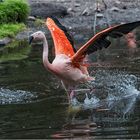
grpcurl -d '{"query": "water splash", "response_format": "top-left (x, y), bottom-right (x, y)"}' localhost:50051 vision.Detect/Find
top-left (71, 70), bottom-right (140, 114)
top-left (0, 88), bottom-right (38, 104)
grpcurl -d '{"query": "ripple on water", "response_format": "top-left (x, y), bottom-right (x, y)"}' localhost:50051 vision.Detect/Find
top-left (0, 88), bottom-right (38, 105)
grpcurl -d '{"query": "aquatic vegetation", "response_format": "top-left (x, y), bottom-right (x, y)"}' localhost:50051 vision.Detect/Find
top-left (0, 47), bottom-right (30, 62)
top-left (0, 40), bottom-right (31, 62)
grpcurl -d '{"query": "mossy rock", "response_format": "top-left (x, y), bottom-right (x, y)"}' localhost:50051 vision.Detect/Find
top-left (0, 23), bottom-right (26, 40)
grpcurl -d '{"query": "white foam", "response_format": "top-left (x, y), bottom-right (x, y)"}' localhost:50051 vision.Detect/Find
top-left (71, 70), bottom-right (140, 114)
top-left (0, 88), bottom-right (38, 104)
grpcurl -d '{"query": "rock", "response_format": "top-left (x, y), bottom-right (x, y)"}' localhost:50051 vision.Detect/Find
top-left (0, 37), bottom-right (11, 47)
top-left (122, 6), bottom-right (127, 10)
top-left (115, 0), bottom-right (121, 4)
top-left (82, 8), bottom-right (90, 16)
top-left (110, 7), bottom-right (120, 12)
top-left (27, 0), bottom-right (140, 38)
top-left (30, 2), bottom-right (68, 18)
top-left (16, 31), bottom-right (29, 40)
top-left (28, 16), bottom-right (36, 21)
top-left (67, 8), bottom-right (75, 13)
top-left (96, 13), bottom-right (104, 18)
top-left (67, 8), bottom-right (72, 12)
top-left (74, 3), bottom-right (80, 7)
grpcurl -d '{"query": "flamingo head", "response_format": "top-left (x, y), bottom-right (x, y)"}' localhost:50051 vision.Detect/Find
top-left (29, 31), bottom-right (45, 44)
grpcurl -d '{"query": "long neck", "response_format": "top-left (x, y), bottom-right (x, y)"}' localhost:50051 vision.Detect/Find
top-left (42, 37), bottom-right (54, 72)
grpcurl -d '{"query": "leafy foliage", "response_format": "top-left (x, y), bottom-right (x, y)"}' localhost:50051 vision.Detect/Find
top-left (0, 0), bottom-right (30, 24)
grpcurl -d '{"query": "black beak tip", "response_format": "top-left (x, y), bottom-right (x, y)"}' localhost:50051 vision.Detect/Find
top-left (29, 36), bottom-right (34, 45)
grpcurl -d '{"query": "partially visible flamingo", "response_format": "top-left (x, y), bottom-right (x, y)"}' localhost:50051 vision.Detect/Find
top-left (125, 32), bottom-right (138, 56)
top-left (29, 17), bottom-right (140, 103)
top-left (125, 32), bottom-right (137, 49)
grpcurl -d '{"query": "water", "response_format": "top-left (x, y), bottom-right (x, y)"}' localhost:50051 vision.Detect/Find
top-left (0, 40), bottom-right (140, 139)
top-left (0, 88), bottom-right (38, 104)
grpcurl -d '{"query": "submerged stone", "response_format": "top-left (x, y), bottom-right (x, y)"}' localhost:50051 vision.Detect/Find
top-left (0, 37), bottom-right (11, 47)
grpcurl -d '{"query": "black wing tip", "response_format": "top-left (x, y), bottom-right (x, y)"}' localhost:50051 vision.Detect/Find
top-left (86, 38), bottom-right (111, 54)
top-left (109, 20), bottom-right (140, 38)
top-left (127, 20), bottom-right (140, 24)
top-left (120, 20), bottom-right (140, 28)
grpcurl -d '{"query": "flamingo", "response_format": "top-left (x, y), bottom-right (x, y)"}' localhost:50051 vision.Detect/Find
top-left (125, 32), bottom-right (137, 49)
top-left (29, 17), bottom-right (140, 103)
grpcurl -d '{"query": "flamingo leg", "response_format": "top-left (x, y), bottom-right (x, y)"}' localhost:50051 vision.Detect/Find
top-left (67, 87), bottom-right (75, 104)
top-left (69, 90), bottom-right (75, 100)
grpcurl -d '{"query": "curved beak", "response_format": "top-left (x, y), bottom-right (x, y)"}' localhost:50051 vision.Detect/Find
top-left (29, 36), bottom-right (34, 45)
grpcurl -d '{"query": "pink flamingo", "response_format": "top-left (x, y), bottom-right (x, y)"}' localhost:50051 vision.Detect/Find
top-left (125, 32), bottom-right (137, 49)
top-left (29, 17), bottom-right (140, 103)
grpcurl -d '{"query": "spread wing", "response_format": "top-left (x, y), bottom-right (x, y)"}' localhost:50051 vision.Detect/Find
top-left (71, 21), bottom-right (140, 64)
top-left (46, 17), bottom-right (76, 58)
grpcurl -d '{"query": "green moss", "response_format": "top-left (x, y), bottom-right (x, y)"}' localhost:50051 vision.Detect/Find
top-left (0, 0), bottom-right (30, 24)
top-left (0, 23), bottom-right (26, 39)
top-left (34, 19), bottom-right (45, 27)
top-left (0, 0), bottom-right (30, 62)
